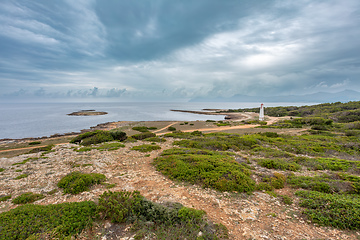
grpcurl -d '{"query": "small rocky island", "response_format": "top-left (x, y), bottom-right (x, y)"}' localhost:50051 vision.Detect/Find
top-left (67, 110), bottom-right (108, 116)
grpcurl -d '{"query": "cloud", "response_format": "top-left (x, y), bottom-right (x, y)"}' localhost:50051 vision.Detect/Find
top-left (0, 0), bottom-right (359, 100)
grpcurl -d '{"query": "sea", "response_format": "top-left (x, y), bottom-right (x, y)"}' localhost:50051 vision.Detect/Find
top-left (0, 101), bottom-right (314, 139)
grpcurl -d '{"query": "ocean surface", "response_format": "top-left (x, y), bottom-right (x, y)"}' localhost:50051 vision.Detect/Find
top-left (0, 101), bottom-right (314, 139)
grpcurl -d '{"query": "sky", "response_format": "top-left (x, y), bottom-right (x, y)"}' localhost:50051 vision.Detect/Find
top-left (0, 0), bottom-right (359, 101)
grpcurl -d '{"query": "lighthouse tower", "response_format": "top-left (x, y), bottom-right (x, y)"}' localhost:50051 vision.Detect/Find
top-left (259, 103), bottom-right (265, 121)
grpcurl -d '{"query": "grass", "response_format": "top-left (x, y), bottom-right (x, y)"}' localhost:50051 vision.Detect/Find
top-left (12, 192), bottom-right (45, 204)
top-left (57, 172), bottom-right (106, 194)
top-left (131, 144), bottom-right (161, 152)
top-left (153, 148), bottom-right (255, 193)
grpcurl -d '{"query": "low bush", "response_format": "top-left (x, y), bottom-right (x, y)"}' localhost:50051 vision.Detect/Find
top-left (132, 126), bottom-right (150, 132)
top-left (57, 172), bottom-right (106, 194)
top-left (131, 144), bottom-right (161, 152)
top-left (0, 201), bottom-right (96, 239)
top-left (28, 141), bottom-right (41, 145)
top-left (14, 174), bottom-right (28, 180)
top-left (144, 137), bottom-right (167, 143)
top-left (288, 174), bottom-right (357, 194)
top-left (28, 144), bottom-right (54, 154)
top-left (280, 195), bottom-right (293, 205)
top-left (132, 132), bottom-right (156, 140)
top-left (296, 190), bottom-right (360, 230)
top-left (0, 168), bottom-right (4, 172)
top-left (168, 126), bottom-right (176, 131)
top-left (12, 159), bottom-right (30, 166)
top-left (153, 148), bottom-right (255, 193)
top-left (12, 192), bottom-right (45, 204)
top-left (97, 190), bottom-right (142, 223)
top-left (258, 158), bottom-right (301, 171)
top-left (97, 191), bottom-right (226, 239)
top-left (0, 195), bottom-right (11, 202)
top-left (70, 130), bottom-right (127, 146)
top-left (109, 130), bottom-right (127, 141)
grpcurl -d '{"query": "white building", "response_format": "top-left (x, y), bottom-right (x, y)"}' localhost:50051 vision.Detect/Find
top-left (259, 103), bottom-right (264, 121)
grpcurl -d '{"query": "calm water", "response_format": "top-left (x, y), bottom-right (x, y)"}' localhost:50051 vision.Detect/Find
top-left (0, 101), bottom-right (312, 139)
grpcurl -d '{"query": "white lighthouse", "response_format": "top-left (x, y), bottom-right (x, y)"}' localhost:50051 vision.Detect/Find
top-left (259, 103), bottom-right (264, 121)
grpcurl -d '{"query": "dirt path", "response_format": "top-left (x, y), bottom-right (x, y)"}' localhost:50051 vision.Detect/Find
top-left (156, 124), bottom-right (260, 136)
top-left (0, 143), bottom-right (65, 153)
top-left (152, 122), bottom-right (177, 133)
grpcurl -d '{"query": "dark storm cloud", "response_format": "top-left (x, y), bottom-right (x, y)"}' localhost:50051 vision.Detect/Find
top-left (0, 0), bottom-right (359, 99)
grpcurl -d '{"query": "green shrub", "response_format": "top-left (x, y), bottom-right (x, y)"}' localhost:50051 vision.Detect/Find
top-left (296, 190), bottom-right (360, 230)
top-left (97, 191), bottom-right (227, 239)
top-left (57, 172), bottom-right (106, 194)
top-left (258, 158), bottom-right (301, 171)
top-left (132, 126), bottom-right (150, 132)
top-left (109, 130), bottom-right (127, 141)
top-left (132, 132), bottom-right (156, 140)
top-left (0, 195), bottom-right (11, 202)
top-left (28, 144), bottom-right (54, 154)
top-left (0, 168), bottom-right (4, 172)
top-left (144, 137), bottom-right (166, 143)
top-left (12, 192), bottom-right (45, 204)
top-left (0, 201), bottom-right (96, 239)
top-left (80, 132), bottom-right (114, 146)
top-left (96, 142), bottom-right (125, 151)
top-left (12, 159), bottom-right (30, 166)
top-left (131, 144), bottom-right (161, 152)
top-left (70, 131), bottom-right (101, 144)
top-left (153, 148), bottom-right (255, 193)
top-left (28, 141), bottom-right (41, 145)
top-left (270, 173), bottom-right (286, 189)
top-left (14, 174), bottom-right (28, 180)
top-left (255, 182), bottom-right (274, 191)
top-left (262, 132), bottom-right (279, 138)
top-left (97, 190), bottom-right (142, 223)
top-left (70, 130), bottom-right (126, 146)
top-left (280, 195), bottom-right (293, 205)
top-left (168, 126), bottom-right (176, 131)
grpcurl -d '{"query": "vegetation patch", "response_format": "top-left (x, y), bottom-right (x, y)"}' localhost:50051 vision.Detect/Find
top-left (132, 126), bottom-right (150, 132)
top-left (12, 192), bottom-right (45, 204)
top-left (14, 173), bottom-right (29, 180)
top-left (97, 190), bottom-right (228, 239)
top-left (0, 195), bottom-right (11, 202)
top-left (131, 144), bottom-right (161, 152)
top-left (0, 201), bottom-right (96, 240)
top-left (168, 126), bottom-right (176, 131)
top-left (288, 173), bottom-right (358, 194)
top-left (57, 171), bottom-right (106, 194)
top-left (70, 130), bottom-right (127, 146)
top-left (153, 148), bottom-right (255, 193)
top-left (28, 141), bottom-right (41, 145)
top-left (0, 168), bottom-right (4, 172)
top-left (144, 136), bottom-right (166, 142)
top-left (132, 132), bottom-right (156, 140)
top-left (28, 144), bottom-right (54, 154)
top-left (258, 158), bottom-right (301, 171)
top-left (296, 190), bottom-right (360, 230)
